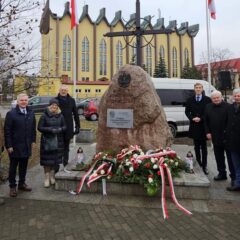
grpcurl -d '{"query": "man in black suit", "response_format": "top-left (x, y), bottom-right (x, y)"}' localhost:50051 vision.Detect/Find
top-left (185, 83), bottom-right (211, 175)
top-left (4, 93), bottom-right (36, 197)
top-left (205, 90), bottom-right (235, 182)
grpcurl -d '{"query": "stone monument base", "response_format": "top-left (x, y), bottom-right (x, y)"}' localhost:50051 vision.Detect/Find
top-left (55, 168), bottom-right (210, 200)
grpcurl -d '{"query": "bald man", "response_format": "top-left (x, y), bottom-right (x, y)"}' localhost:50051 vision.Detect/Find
top-left (56, 85), bottom-right (80, 171)
top-left (205, 90), bottom-right (235, 183)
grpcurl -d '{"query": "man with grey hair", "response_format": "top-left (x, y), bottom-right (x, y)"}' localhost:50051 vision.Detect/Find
top-left (4, 93), bottom-right (36, 197)
top-left (205, 90), bottom-right (235, 183)
top-left (225, 88), bottom-right (240, 191)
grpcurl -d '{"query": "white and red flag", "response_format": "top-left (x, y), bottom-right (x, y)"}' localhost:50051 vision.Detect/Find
top-left (71, 0), bottom-right (79, 29)
top-left (208, 0), bottom-right (216, 19)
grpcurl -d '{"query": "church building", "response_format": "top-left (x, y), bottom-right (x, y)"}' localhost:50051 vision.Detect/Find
top-left (40, 1), bottom-right (199, 97)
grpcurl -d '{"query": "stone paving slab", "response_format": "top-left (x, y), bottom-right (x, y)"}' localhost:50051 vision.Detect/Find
top-left (1, 198), bottom-right (240, 240)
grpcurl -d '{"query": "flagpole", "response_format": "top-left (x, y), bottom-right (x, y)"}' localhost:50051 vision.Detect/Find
top-left (73, 26), bottom-right (77, 100)
top-left (73, 23), bottom-right (77, 146)
top-left (206, 0), bottom-right (211, 86)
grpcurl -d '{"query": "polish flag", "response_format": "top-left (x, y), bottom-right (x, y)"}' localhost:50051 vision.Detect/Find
top-left (208, 0), bottom-right (216, 19)
top-left (71, 0), bottom-right (79, 29)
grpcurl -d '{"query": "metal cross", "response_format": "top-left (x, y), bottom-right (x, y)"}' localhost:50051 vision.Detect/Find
top-left (104, 0), bottom-right (172, 66)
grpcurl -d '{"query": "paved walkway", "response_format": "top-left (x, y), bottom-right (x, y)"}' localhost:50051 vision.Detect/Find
top-left (1, 144), bottom-right (240, 240)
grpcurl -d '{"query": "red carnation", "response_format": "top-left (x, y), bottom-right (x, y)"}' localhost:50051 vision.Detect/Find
top-left (133, 162), bottom-right (139, 169)
top-left (168, 153), bottom-right (176, 158)
top-left (145, 163), bottom-right (151, 169)
top-left (124, 169), bottom-right (130, 176)
top-left (157, 171), bottom-right (161, 176)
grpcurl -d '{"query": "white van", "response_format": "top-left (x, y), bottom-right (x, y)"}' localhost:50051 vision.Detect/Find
top-left (152, 78), bottom-right (215, 137)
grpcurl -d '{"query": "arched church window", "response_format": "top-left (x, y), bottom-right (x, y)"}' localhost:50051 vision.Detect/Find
top-left (99, 39), bottom-right (107, 75)
top-left (82, 37), bottom-right (89, 72)
top-left (160, 45), bottom-right (165, 60)
top-left (63, 35), bottom-right (71, 71)
top-left (184, 48), bottom-right (189, 66)
top-left (145, 45), bottom-right (152, 76)
top-left (131, 42), bottom-right (137, 64)
top-left (172, 47), bottom-right (178, 77)
top-left (116, 41), bottom-right (123, 71)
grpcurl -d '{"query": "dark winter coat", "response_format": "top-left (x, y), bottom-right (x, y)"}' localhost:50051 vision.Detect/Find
top-left (225, 103), bottom-right (240, 153)
top-left (204, 101), bottom-right (229, 146)
top-left (4, 106), bottom-right (36, 158)
top-left (38, 108), bottom-right (66, 166)
top-left (185, 95), bottom-right (211, 140)
top-left (0, 114), bottom-right (4, 154)
top-left (56, 94), bottom-right (80, 140)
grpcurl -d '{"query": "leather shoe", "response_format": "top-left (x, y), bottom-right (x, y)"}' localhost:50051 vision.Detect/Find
top-left (18, 184), bottom-right (32, 192)
top-left (9, 188), bottom-right (17, 197)
top-left (203, 168), bottom-right (209, 175)
top-left (226, 186), bottom-right (240, 191)
top-left (214, 175), bottom-right (227, 181)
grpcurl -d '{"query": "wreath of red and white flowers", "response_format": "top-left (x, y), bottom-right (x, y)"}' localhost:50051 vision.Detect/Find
top-left (70, 145), bottom-right (192, 219)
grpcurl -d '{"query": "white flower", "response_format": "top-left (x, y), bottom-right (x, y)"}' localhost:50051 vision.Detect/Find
top-left (148, 178), bottom-right (153, 183)
top-left (153, 164), bottom-right (158, 169)
top-left (170, 159), bottom-right (174, 163)
top-left (126, 162), bottom-right (131, 166)
top-left (129, 167), bottom-right (134, 172)
top-left (140, 151), bottom-right (144, 155)
top-left (133, 154), bottom-right (138, 158)
top-left (100, 170), bottom-right (105, 175)
top-left (137, 159), bottom-right (142, 164)
top-left (93, 170), bottom-right (97, 174)
top-left (107, 175), bottom-right (111, 179)
top-left (151, 158), bottom-right (156, 163)
top-left (175, 162), bottom-right (179, 167)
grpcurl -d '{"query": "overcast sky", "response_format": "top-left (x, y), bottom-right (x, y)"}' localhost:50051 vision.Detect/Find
top-left (48, 0), bottom-right (240, 64)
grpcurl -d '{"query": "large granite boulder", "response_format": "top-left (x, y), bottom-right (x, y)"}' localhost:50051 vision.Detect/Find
top-left (96, 64), bottom-right (173, 152)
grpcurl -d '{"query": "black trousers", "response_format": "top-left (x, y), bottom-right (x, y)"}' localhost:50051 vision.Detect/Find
top-left (213, 145), bottom-right (235, 180)
top-left (193, 139), bottom-right (207, 169)
top-left (9, 157), bottom-right (29, 188)
top-left (63, 137), bottom-right (71, 166)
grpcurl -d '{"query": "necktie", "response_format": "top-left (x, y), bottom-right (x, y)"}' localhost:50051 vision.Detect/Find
top-left (196, 96), bottom-right (200, 102)
top-left (23, 109), bottom-right (26, 115)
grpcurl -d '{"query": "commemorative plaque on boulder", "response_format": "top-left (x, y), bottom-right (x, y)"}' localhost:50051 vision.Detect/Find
top-left (96, 64), bottom-right (172, 152)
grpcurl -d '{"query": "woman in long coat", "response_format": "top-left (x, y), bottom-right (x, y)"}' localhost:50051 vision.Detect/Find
top-left (38, 99), bottom-right (66, 187)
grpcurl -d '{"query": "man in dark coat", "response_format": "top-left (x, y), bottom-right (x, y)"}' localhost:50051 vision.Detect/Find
top-left (205, 90), bottom-right (235, 182)
top-left (4, 93), bottom-right (36, 197)
top-left (56, 85), bottom-right (80, 171)
top-left (185, 83), bottom-right (211, 175)
top-left (225, 88), bottom-right (240, 191)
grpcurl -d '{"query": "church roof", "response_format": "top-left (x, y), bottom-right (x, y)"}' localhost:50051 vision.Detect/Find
top-left (39, 1), bottom-right (199, 38)
top-left (110, 11), bottom-right (124, 27)
top-left (95, 8), bottom-right (110, 26)
top-left (153, 18), bottom-right (165, 30)
top-left (141, 16), bottom-right (153, 30)
top-left (79, 5), bottom-right (93, 24)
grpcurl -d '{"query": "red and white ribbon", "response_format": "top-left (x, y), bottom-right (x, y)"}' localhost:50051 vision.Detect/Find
top-left (158, 157), bottom-right (192, 219)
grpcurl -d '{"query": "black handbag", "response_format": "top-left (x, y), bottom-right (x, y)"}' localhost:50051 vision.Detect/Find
top-left (43, 135), bottom-right (58, 152)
